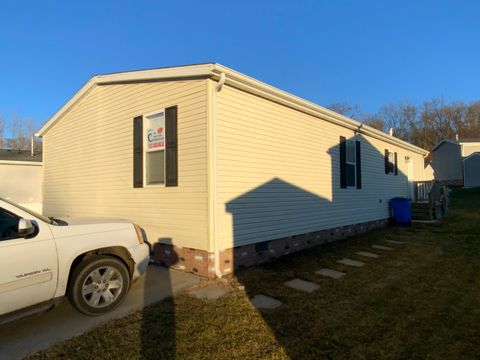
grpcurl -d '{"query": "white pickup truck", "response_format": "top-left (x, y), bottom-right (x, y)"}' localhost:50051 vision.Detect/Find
top-left (0, 198), bottom-right (150, 324)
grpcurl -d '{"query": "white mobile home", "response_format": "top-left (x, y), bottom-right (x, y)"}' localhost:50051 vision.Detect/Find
top-left (37, 63), bottom-right (429, 277)
top-left (0, 149), bottom-right (43, 213)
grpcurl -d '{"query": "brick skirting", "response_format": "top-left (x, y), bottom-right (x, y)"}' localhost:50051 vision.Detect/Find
top-left (153, 218), bottom-right (389, 278)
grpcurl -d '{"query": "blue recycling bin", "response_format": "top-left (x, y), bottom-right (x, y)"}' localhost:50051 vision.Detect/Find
top-left (390, 197), bottom-right (412, 225)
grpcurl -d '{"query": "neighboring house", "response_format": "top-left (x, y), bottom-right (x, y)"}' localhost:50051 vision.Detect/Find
top-left (431, 138), bottom-right (480, 187)
top-left (36, 63), bottom-right (429, 278)
top-left (463, 153), bottom-right (480, 188)
top-left (0, 149), bottom-right (43, 213)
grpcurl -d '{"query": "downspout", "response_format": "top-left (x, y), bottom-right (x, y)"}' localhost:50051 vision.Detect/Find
top-left (213, 72), bottom-right (225, 277)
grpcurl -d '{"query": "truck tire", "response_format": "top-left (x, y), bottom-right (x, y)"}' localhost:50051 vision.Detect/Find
top-left (67, 255), bottom-right (131, 316)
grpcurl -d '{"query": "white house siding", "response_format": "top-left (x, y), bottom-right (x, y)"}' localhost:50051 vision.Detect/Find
top-left (215, 84), bottom-right (426, 250)
top-left (432, 142), bottom-right (463, 181)
top-left (43, 79), bottom-right (209, 251)
top-left (0, 161), bottom-right (43, 213)
top-left (424, 164), bottom-right (435, 181)
top-left (461, 142), bottom-right (480, 157)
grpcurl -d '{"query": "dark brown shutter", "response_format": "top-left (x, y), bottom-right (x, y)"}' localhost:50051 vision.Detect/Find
top-left (394, 152), bottom-right (398, 175)
top-left (340, 136), bottom-right (347, 189)
top-left (133, 116), bottom-right (143, 188)
top-left (385, 150), bottom-right (389, 174)
top-left (356, 140), bottom-right (362, 189)
top-left (165, 106), bottom-right (178, 187)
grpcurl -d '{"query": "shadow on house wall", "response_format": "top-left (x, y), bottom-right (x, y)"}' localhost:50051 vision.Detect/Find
top-left (225, 135), bottom-right (409, 358)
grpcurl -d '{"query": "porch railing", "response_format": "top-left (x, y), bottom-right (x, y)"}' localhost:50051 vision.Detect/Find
top-left (412, 180), bottom-right (449, 220)
top-left (413, 180), bottom-right (434, 202)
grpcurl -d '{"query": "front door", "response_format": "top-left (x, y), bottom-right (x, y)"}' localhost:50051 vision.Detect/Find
top-left (406, 157), bottom-right (414, 199)
top-left (0, 207), bottom-right (58, 316)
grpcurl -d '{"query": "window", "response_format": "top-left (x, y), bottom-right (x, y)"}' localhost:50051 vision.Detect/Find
top-left (133, 106), bottom-right (178, 188)
top-left (340, 136), bottom-right (362, 189)
top-left (346, 140), bottom-right (356, 187)
top-left (385, 150), bottom-right (398, 175)
top-left (144, 111), bottom-right (166, 185)
top-left (0, 208), bottom-right (20, 241)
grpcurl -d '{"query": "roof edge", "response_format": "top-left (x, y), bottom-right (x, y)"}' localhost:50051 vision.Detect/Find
top-left (431, 139), bottom-right (459, 152)
top-left (212, 64), bottom-right (428, 156)
top-left (37, 63), bottom-right (428, 156)
top-left (37, 63), bottom-right (216, 136)
top-left (463, 152), bottom-right (480, 161)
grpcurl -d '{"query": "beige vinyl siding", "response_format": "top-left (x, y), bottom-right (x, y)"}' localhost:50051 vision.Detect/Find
top-left (43, 79), bottom-right (209, 251)
top-left (461, 143), bottom-right (480, 157)
top-left (215, 84), bottom-right (426, 249)
top-left (0, 162), bottom-right (43, 213)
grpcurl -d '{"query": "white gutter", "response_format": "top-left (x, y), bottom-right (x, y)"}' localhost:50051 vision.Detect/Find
top-left (212, 73), bottom-right (224, 278)
top-left (210, 64), bottom-right (428, 156)
top-left (36, 63), bottom-right (215, 136)
top-left (0, 160), bottom-right (43, 166)
top-left (36, 62), bottom-right (428, 156)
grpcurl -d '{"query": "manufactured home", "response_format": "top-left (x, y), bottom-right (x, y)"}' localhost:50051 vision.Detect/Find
top-left (37, 63), bottom-right (429, 277)
top-left (0, 149), bottom-right (43, 213)
top-left (431, 138), bottom-right (480, 187)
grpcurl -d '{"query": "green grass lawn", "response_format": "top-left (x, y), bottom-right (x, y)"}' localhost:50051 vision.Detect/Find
top-left (29, 188), bottom-right (480, 360)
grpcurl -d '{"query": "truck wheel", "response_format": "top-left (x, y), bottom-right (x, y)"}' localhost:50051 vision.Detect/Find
top-left (68, 255), bottom-right (131, 316)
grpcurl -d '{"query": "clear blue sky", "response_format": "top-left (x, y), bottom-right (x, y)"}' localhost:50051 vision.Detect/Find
top-left (1, 0), bottom-right (479, 131)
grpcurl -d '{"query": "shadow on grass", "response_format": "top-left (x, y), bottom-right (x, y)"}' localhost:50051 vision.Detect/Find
top-left (140, 239), bottom-right (177, 360)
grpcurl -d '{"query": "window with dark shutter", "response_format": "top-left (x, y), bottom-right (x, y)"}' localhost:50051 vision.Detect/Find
top-left (165, 106), bottom-right (178, 187)
top-left (346, 140), bottom-right (356, 187)
top-left (340, 137), bottom-right (360, 189)
top-left (355, 141), bottom-right (362, 189)
top-left (384, 149), bottom-right (389, 174)
top-left (340, 136), bottom-right (347, 188)
top-left (133, 116), bottom-right (143, 188)
top-left (385, 149), bottom-right (397, 175)
top-left (394, 152), bottom-right (398, 175)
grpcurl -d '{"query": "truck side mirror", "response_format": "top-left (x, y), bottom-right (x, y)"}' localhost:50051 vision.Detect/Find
top-left (18, 219), bottom-right (35, 237)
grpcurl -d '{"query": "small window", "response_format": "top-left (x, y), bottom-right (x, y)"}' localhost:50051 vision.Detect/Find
top-left (144, 111), bottom-right (166, 185)
top-left (346, 140), bottom-right (356, 187)
top-left (385, 150), bottom-right (398, 175)
top-left (388, 151), bottom-right (395, 173)
top-left (0, 208), bottom-right (21, 241)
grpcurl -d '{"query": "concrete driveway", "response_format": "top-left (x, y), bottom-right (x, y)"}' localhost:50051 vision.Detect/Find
top-left (0, 265), bottom-right (200, 359)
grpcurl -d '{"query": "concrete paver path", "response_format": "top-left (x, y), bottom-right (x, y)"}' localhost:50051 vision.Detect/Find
top-left (284, 279), bottom-right (320, 293)
top-left (189, 284), bottom-right (230, 300)
top-left (385, 240), bottom-right (406, 245)
top-left (372, 245), bottom-right (393, 251)
top-left (315, 268), bottom-right (346, 279)
top-left (251, 295), bottom-right (283, 309)
top-left (337, 258), bottom-right (365, 267)
top-left (356, 251), bottom-right (380, 259)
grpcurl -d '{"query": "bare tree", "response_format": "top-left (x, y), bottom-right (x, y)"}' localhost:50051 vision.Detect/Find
top-left (6, 113), bottom-right (38, 151)
top-left (326, 101), bottom-right (362, 120)
top-left (362, 114), bottom-right (385, 131)
top-left (376, 102), bottom-right (417, 142)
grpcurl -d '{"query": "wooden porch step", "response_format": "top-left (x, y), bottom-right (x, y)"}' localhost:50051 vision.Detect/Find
top-left (411, 202), bottom-right (434, 220)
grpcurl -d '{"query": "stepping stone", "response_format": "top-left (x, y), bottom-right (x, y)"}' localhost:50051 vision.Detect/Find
top-left (284, 278), bottom-right (320, 293)
top-left (337, 258), bottom-right (365, 267)
top-left (356, 251), bottom-right (380, 259)
top-left (385, 240), bottom-right (406, 245)
top-left (315, 268), bottom-right (346, 279)
top-left (372, 245), bottom-right (393, 251)
top-left (251, 294), bottom-right (283, 309)
top-left (189, 284), bottom-right (230, 301)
